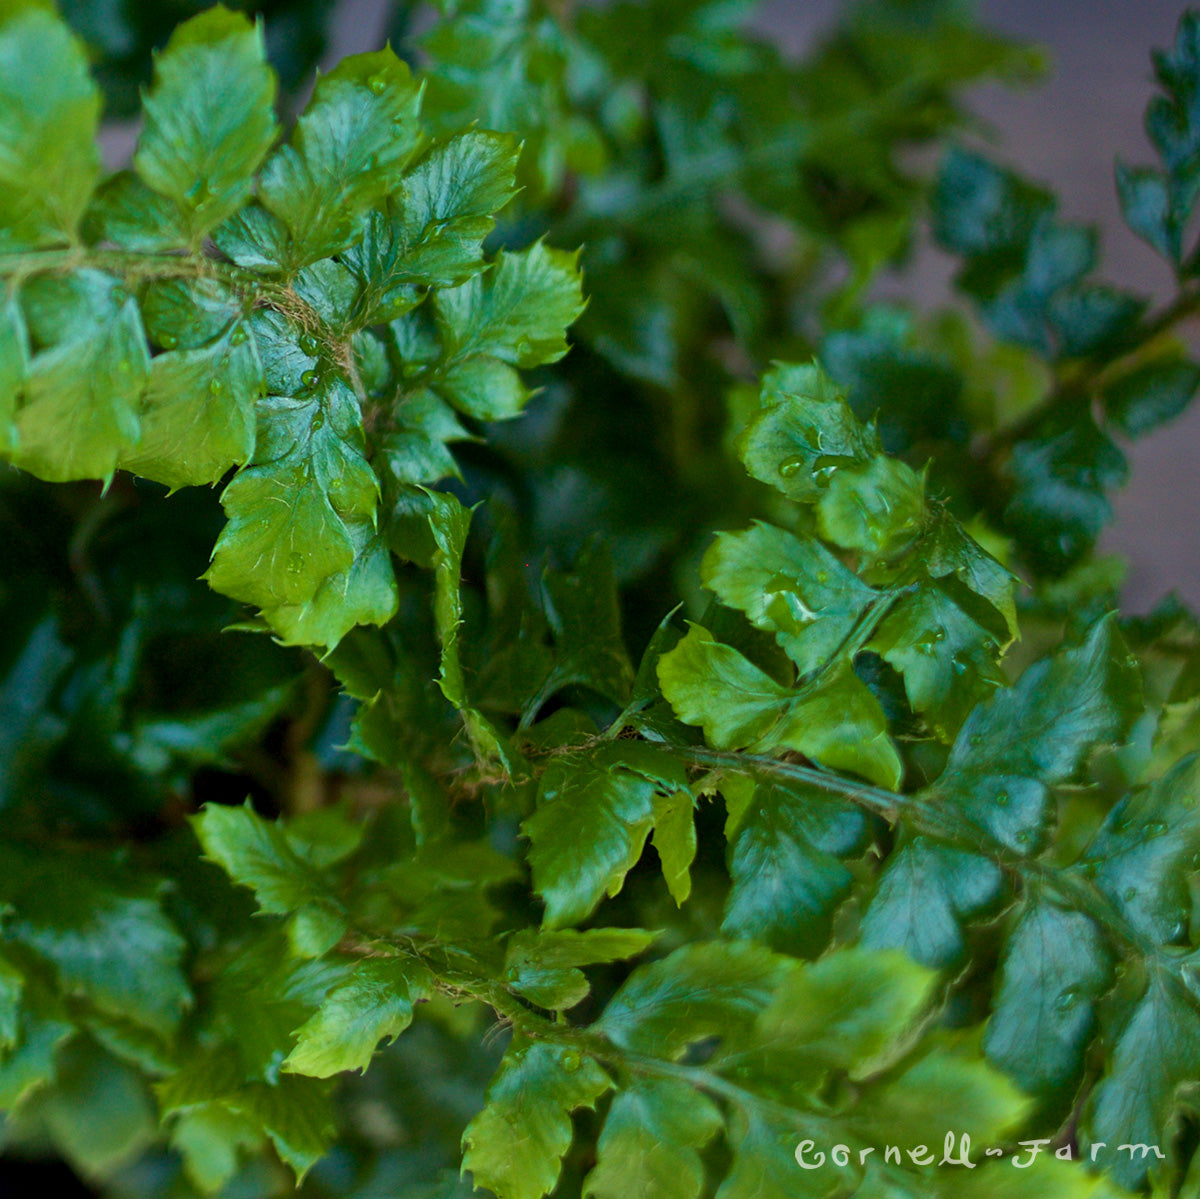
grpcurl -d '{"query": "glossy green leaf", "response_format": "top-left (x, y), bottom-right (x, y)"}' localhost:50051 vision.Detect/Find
top-left (868, 585), bottom-right (1004, 739)
top-left (928, 614), bottom-right (1141, 853)
top-left (657, 623), bottom-right (792, 750)
top-left (461, 1036), bottom-right (611, 1199)
top-left (435, 241), bottom-right (585, 367)
top-left (816, 456), bottom-right (926, 560)
top-left (525, 760), bottom-right (657, 929)
top-left (1084, 967), bottom-right (1200, 1190)
top-left (735, 362), bottom-right (874, 502)
top-left (343, 131), bottom-right (520, 322)
top-left (720, 947), bottom-right (938, 1103)
top-left (120, 321), bottom-right (262, 489)
top-left (12, 270), bottom-right (150, 482)
top-left (598, 941), bottom-right (790, 1058)
top-left (652, 789), bottom-right (697, 906)
top-left (504, 928), bottom-right (659, 1011)
top-left (205, 372), bottom-right (381, 644)
top-left (285, 957), bottom-right (432, 1077)
top-left (852, 1031), bottom-right (1031, 1149)
top-left (1087, 752), bottom-right (1200, 944)
top-left (860, 839), bottom-right (1004, 969)
top-left (984, 892), bottom-right (1110, 1097)
top-left (0, 294), bottom-right (28, 452)
top-left (718, 1109), bottom-right (829, 1199)
top-left (658, 625), bottom-right (902, 786)
top-left (193, 802), bottom-right (346, 954)
top-left (701, 521), bottom-right (877, 674)
top-left (722, 781), bottom-right (865, 958)
top-left (227, 1075), bottom-right (337, 1182)
top-left (1004, 413), bottom-right (1128, 571)
top-left (585, 1078), bottom-right (721, 1199)
top-left (0, 5), bottom-right (100, 249)
top-left (258, 49), bottom-right (422, 271)
top-left (134, 7), bottom-right (277, 243)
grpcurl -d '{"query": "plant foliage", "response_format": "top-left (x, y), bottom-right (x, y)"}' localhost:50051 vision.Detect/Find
top-left (3, 2), bottom-right (1200, 1198)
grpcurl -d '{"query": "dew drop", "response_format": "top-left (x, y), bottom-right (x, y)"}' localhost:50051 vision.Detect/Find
top-left (287, 552), bottom-right (305, 574)
top-left (1053, 988), bottom-right (1080, 1013)
top-left (560, 1051), bottom-right (581, 1074)
top-left (968, 733), bottom-right (984, 748)
top-left (301, 368), bottom-right (319, 388)
top-left (815, 570), bottom-right (829, 584)
top-left (230, 326), bottom-right (248, 346)
top-left (300, 333), bottom-right (321, 355)
top-left (329, 476), bottom-right (344, 490)
top-left (159, 333), bottom-right (177, 349)
top-left (310, 410), bottom-right (325, 431)
top-left (116, 358), bottom-right (132, 374)
top-left (1183, 963), bottom-right (1200, 999)
top-left (1015, 830), bottom-right (1032, 846)
top-left (932, 625), bottom-right (946, 643)
top-left (209, 378), bottom-right (224, 396)
top-left (1144, 820), bottom-right (1167, 838)
top-left (778, 455), bottom-right (806, 479)
top-left (1123, 886), bottom-right (1137, 903)
top-left (994, 789), bottom-right (1010, 808)
top-left (368, 73), bottom-right (388, 94)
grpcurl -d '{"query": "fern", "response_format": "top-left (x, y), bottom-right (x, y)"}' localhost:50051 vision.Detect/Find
top-left (3, 3), bottom-right (1200, 1199)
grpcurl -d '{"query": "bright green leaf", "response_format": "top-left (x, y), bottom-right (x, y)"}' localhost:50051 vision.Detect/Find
top-left (461, 1036), bottom-right (611, 1199)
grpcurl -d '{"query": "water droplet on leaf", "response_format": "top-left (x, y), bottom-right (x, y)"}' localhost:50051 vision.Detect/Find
top-left (1053, 988), bottom-right (1080, 1013)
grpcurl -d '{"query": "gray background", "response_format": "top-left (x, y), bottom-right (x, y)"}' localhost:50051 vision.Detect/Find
top-left (757, 0), bottom-right (1200, 611)
top-left (115, 0), bottom-right (1196, 609)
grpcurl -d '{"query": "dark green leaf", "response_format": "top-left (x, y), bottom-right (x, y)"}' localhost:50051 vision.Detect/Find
top-left (860, 838), bottom-right (1004, 969)
top-left (525, 761), bottom-right (657, 929)
top-left (1103, 357), bottom-right (1200, 437)
top-left (722, 781), bottom-right (865, 958)
top-left (984, 892), bottom-right (1110, 1097)
top-left (928, 614), bottom-right (1141, 853)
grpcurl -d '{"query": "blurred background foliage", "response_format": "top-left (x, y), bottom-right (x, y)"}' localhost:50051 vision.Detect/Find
top-left (5, 0), bottom-right (1200, 1196)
